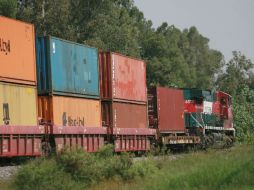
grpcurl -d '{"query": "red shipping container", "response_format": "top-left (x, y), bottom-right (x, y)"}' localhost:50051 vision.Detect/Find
top-left (148, 87), bottom-right (185, 132)
top-left (99, 52), bottom-right (147, 103)
top-left (101, 101), bottom-right (147, 129)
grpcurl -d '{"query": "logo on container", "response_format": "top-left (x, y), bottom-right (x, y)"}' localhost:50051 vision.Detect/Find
top-left (0, 38), bottom-right (11, 55)
top-left (62, 112), bottom-right (85, 126)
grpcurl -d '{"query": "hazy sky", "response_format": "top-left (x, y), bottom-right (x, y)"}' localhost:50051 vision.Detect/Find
top-left (134, 0), bottom-right (254, 62)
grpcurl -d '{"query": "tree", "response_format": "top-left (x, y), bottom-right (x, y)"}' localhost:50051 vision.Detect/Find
top-left (233, 85), bottom-right (254, 142)
top-left (16, 0), bottom-right (224, 89)
top-left (0, 0), bottom-right (17, 18)
top-left (217, 52), bottom-right (254, 141)
top-left (182, 27), bottom-right (224, 89)
top-left (217, 51), bottom-right (254, 96)
top-left (17, 0), bottom-right (76, 40)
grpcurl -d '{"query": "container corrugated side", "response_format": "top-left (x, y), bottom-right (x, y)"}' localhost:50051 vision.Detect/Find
top-left (156, 87), bottom-right (185, 132)
top-left (36, 36), bottom-right (99, 98)
top-left (0, 82), bottom-right (37, 125)
top-left (99, 52), bottom-right (147, 103)
top-left (102, 101), bottom-right (147, 129)
top-left (0, 16), bottom-right (36, 85)
top-left (38, 95), bottom-right (101, 127)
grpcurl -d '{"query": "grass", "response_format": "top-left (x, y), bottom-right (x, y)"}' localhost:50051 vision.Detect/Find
top-left (0, 180), bottom-right (12, 190)
top-left (0, 144), bottom-right (253, 190)
top-left (90, 144), bottom-right (254, 190)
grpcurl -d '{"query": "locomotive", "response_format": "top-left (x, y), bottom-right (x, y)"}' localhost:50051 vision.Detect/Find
top-left (0, 16), bottom-right (234, 157)
top-left (148, 87), bottom-right (234, 150)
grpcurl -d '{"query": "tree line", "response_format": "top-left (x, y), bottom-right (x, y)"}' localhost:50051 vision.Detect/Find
top-left (0, 0), bottom-right (253, 141)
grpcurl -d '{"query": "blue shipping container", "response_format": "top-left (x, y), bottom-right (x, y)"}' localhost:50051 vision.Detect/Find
top-left (36, 36), bottom-right (99, 98)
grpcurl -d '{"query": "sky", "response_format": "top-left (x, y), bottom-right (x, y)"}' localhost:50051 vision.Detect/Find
top-left (134, 0), bottom-right (254, 62)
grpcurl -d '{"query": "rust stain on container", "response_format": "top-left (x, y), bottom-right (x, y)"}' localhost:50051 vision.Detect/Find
top-left (99, 52), bottom-right (147, 103)
top-left (0, 82), bottom-right (37, 125)
top-left (148, 87), bottom-right (185, 132)
top-left (38, 96), bottom-right (101, 127)
top-left (0, 16), bottom-right (36, 85)
top-left (102, 101), bottom-right (147, 129)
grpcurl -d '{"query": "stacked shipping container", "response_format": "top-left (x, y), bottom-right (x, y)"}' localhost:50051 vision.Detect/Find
top-left (99, 52), bottom-right (147, 127)
top-left (99, 52), bottom-right (153, 151)
top-left (0, 16), bottom-right (38, 125)
top-left (36, 36), bottom-right (101, 127)
top-left (36, 36), bottom-right (105, 152)
top-left (0, 16), bottom-right (43, 157)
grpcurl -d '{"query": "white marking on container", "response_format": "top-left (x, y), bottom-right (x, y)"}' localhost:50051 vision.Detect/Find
top-left (52, 42), bottom-right (56, 54)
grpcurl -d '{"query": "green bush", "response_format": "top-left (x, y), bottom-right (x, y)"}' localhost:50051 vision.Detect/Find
top-left (13, 145), bottom-right (160, 189)
top-left (56, 149), bottom-right (101, 187)
top-left (13, 158), bottom-right (79, 190)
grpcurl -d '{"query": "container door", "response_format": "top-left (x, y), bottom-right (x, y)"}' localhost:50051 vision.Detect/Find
top-left (157, 87), bottom-right (185, 132)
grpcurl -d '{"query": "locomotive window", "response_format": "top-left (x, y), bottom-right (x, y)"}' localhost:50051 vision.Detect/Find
top-left (220, 98), bottom-right (226, 105)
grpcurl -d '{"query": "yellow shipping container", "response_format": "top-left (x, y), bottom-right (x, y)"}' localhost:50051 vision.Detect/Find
top-left (0, 82), bottom-right (37, 126)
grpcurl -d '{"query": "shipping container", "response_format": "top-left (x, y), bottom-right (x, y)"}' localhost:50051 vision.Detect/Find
top-left (0, 82), bottom-right (37, 126)
top-left (38, 95), bottom-right (101, 127)
top-left (36, 36), bottom-right (99, 98)
top-left (148, 87), bottom-right (185, 132)
top-left (101, 101), bottom-right (147, 129)
top-left (99, 52), bottom-right (147, 103)
top-left (0, 16), bottom-right (36, 85)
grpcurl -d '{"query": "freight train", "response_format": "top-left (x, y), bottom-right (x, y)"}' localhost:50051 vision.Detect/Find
top-left (0, 16), bottom-right (234, 157)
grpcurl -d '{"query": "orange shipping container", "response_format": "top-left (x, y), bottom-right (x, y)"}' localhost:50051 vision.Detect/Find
top-left (38, 96), bottom-right (101, 127)
top-left (0, 16), bottom-right (36, 85)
